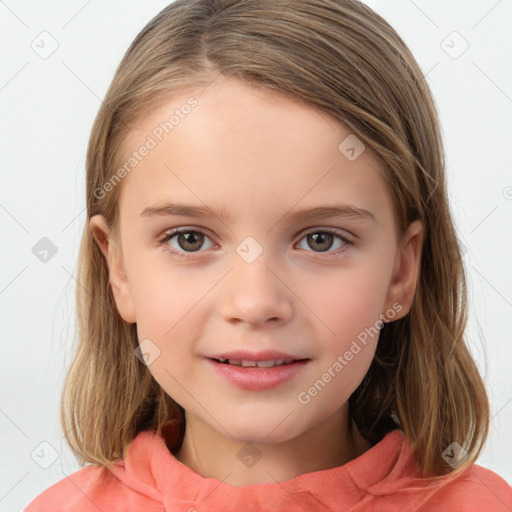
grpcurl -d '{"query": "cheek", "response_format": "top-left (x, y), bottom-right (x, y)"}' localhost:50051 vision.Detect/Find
top-left (131, 271), bottom-right (205, 405)
top-left (130, 260), bottom-right (214, 365)
top-left (128, 254), bottom-right (206, 332)
top-left (304, 262), bottom-right (392, 388)
top-left (311, 265), bottom-right (391, 339)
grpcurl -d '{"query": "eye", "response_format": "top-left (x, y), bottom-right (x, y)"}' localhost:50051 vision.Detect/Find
top-left (296, 229), bottom-right (354, 256)
top-left (157, 228), bottom-right (215, 259)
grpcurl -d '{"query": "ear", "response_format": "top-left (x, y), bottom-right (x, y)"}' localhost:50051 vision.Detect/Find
top-left (89, 215), bottom-right (136, 324)
top-left (383, 219), bottom-right (424, 321)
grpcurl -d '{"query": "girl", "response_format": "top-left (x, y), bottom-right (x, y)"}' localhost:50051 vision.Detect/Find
top-left (25, 0), bottom-right (512, 510)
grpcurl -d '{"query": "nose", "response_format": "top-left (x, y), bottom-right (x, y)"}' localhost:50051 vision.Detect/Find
top-left (219, 253), bottom-right (293, 327)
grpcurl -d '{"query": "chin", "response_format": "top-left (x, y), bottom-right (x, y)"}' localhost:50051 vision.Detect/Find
top-left (221, 415), bottom-right (304, 445)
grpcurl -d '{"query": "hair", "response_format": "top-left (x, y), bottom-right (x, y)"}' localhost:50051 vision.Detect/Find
top-left (61, 0), bottom-right (490, 482)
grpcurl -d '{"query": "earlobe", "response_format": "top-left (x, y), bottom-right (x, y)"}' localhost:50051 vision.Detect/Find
top-left (89, 215), bottom-right (137, 324)
top-left (384, 220), bottom-right (424, 321)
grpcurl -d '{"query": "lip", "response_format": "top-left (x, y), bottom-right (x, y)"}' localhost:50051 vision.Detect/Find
top-left (207, 350), bottom-right (305, 361)
top-left (205, 357), bottom-right (311, 391)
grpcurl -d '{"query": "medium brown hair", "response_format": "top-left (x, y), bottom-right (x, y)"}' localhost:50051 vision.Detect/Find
top-left (62, 0), bottom-right (490, 481)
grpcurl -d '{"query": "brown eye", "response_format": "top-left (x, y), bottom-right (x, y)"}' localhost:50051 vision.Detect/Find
top-left (175, 231), bottom-right (204, 252)
top-left (159, 229), bottom-right (215, 255)
top-left (306, 232), bottom-right (334, 252)
top-left (297, 229), bottom-right (353, 256)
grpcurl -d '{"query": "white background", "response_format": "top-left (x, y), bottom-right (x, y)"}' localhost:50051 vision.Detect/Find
top-left (1, 1), bottom-right (511, 510)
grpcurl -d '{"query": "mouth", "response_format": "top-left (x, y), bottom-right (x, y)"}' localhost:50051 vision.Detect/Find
top-left (206, 357), bottom-right (311, 390)
top-left (209, 357), bottom-right (310, 368)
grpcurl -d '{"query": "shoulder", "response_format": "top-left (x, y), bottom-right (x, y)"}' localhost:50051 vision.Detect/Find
top-left (24, 465), bottom-right (104, 511)
top-left (23, 463), bottom-right (163, 512)
top-left (422, 463), bottom-right (512, 511)
top-left (23, 462), bottom-right (164, 512)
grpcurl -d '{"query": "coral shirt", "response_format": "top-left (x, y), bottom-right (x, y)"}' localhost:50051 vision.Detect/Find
top-left (24, 419), bottom-right (512, 511)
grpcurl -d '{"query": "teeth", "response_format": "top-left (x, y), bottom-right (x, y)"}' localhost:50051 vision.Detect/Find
top-left (254, 360), bottom-right (278, 368)
top-left (217, 357), bottom-right (297, 367)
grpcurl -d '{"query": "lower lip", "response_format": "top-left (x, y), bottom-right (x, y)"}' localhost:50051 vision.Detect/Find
top-left (206, 358), bottom-right (310, 390)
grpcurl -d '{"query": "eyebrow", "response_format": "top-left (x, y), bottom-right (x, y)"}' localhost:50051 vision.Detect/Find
top-left (140, 202), bottom-right (376, 223)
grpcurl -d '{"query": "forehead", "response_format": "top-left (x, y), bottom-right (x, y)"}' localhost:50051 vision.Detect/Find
top-left (115, 76), bottom-right (393, 228)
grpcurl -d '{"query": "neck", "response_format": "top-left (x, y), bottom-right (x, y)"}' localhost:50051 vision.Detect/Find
top-left (174, 406), bottom-right (371, 486)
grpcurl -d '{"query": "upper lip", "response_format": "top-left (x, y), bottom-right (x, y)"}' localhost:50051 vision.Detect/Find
top-left (207, 350), bottom-right (309, 361)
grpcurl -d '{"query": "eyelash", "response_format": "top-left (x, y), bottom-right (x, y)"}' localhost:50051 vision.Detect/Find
top-left (156, 227), bottom-right (355, 261)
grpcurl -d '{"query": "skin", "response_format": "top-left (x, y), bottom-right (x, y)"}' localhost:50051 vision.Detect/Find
top-left (90, 75), bottom-right (423, 486)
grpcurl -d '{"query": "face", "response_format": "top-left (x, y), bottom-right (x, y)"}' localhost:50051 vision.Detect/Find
top-left (91, 75), bottom-right (423, 446)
